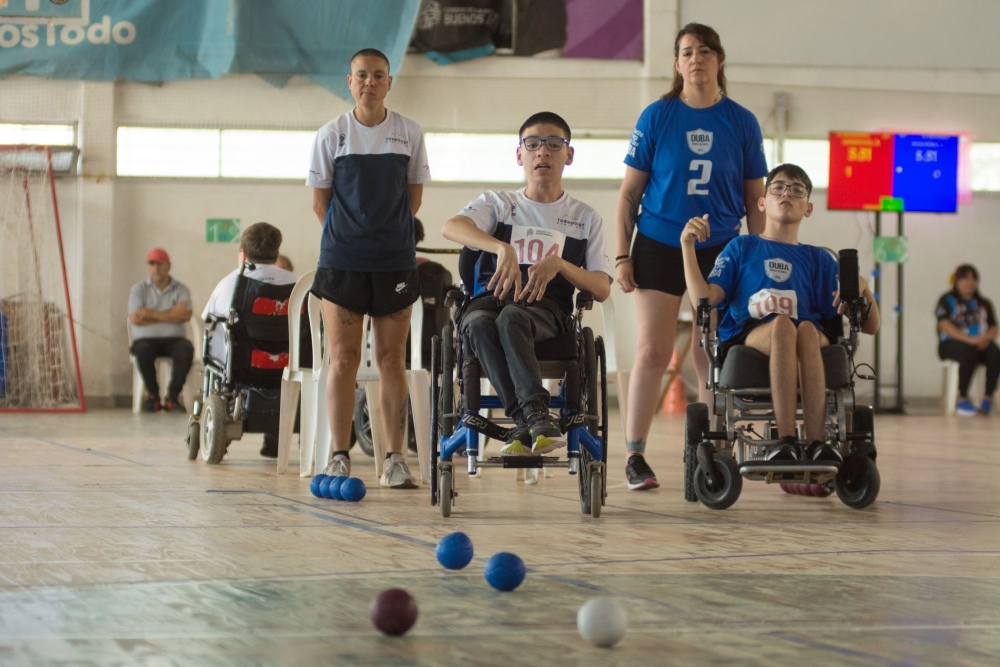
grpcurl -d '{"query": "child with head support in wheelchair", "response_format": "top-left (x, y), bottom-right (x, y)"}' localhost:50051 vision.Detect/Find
top-left (681, 163), bottom-right (881, 462)
top-left (441, 111), bottom-right (613, 456)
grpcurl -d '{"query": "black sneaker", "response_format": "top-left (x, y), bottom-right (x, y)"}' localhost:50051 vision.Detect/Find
top-left (141, 394), bottom-right (162, 413)
top-left (805, 440), bottom-right (843, 463)
top-left (767, 436), bottom-right (800, 462)
top-left (260, 433), bottom-right (279, 458)
top-left (625, 454), bottom-right (659, 490)
top-left (163, 395), bottom-right (186, 414)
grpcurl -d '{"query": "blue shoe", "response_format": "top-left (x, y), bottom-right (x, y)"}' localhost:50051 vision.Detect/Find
top-left (981, 398), bottom-right (993, 415)
top-left (956, 399), bottom-right (978, 416)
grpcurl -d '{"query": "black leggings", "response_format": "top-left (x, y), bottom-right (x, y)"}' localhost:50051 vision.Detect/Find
top-left (939, 339), bottom-right (1000, 397)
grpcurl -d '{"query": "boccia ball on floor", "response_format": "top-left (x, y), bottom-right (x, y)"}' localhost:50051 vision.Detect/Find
top-left (310, 474), bottom-right (327, 498)
top-left (340, 477), bottom-right (366, 502)
top-left (484, 552), bottom-right (525, 591)
top-left (436, 532), bottom-right (474, 570)
top-left (318, 475), bottom-right (336, 499)
top-left (370, 588), bottom-right (418, 636)
top-left (577, 597), bottom-right (628, 648)
top-left (327, 475), bottom-right (347, 500)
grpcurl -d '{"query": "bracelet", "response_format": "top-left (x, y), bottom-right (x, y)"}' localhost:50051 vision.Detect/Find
top-left (615, 254), bottom-right (630, 260)
top-left (615, 258), bottom-right (632, 268)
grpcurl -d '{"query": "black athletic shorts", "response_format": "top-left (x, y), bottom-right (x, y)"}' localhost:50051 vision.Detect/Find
top-left (312, 267), bottom-right (420, 317)
top-left (631, 231), bottom-right (726, 297)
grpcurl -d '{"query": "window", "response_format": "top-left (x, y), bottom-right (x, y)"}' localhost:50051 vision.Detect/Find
top-left (782, 139), bottom-right (830, 189)
top-left (424, 133), bottom-right (629, 182)
top-left (0, 123), bottom-right (76, 146)
top-left (117, 127), bottom-right (313, 179)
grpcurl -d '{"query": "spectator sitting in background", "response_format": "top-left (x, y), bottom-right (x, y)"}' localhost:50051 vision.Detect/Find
top-left (128, 248), bottom-right (194, 414)
top-left (936, 264), bottom-right (999, 415)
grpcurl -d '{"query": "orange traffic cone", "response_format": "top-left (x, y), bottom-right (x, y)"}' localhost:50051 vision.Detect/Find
top-left (661, 350), bottom-right (688, 414)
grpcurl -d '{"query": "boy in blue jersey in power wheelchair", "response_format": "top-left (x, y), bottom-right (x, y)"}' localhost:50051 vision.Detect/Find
top-left (681, 164), bottom-right (882, 509)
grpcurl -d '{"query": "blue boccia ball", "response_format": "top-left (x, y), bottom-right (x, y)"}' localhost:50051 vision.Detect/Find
top-left (436, 532), bottom-right (474, 570)
top-left (484, 552), bottom-right (525, 592)
top-left (319, 475), bottom-right (339, 499)
top-left (310, 474), bottom-right (328, 498)
top-left (340, 477), bottom-right (367, 502)
top-left (327, 475), bottom-right (348, 500)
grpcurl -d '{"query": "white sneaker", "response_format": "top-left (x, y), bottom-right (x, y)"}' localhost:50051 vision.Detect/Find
top-left (381, 453), bottom-right (418, 489)
top-left (323, 453), bottom-right (351, 477)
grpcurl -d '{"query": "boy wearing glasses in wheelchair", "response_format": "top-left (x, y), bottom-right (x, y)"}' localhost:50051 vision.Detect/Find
top-left (680, 164), bottom-right (880, 462)
top-left (441, 111), bottom-right (613, 456)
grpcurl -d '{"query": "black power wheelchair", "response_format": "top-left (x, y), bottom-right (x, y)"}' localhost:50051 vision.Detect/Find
top-left (683, 249), bottom-right (880, 510)
top-left (430, 249), bottom-right (609, 518)
top-left (185, 263), bottom-right (310, 464)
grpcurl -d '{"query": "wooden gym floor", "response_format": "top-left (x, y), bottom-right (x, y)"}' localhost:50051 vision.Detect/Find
top-left (0, 407), bottom-right (998, 666)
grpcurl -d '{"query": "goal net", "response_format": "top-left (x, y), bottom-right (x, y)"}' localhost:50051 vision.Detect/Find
top-left (0, 146), bottom-right (84, 412)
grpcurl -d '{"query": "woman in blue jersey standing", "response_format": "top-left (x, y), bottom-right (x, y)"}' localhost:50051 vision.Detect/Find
top-left (614, 23), bottom-right (768, 491)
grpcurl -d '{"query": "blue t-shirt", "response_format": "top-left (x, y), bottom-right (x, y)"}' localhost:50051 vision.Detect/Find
top-left (624, 96), bottom-right (768, 248)
top-left (708, 236), bottom-right (840, 343)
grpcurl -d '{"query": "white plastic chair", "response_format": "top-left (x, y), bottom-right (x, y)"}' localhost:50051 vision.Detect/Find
top-left (356, 304), bottom-right (431, 485)
top-left (941, 359), bottom-right (987, 415)
top-left (276, 270), bottom-right (331, 476)
top-left (129, 319), bottom-right (200, 413)
top-left (598, 297), bottom-right (629, 437)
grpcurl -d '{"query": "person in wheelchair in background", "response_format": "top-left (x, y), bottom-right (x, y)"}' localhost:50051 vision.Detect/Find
top-left (681, 163), bottom-right (880, 462)
top-left (441, 111), bottom-right (612, 456)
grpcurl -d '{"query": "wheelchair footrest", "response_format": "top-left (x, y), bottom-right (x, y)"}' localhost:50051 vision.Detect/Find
top-left (482, 455), bottom-right (563, 469)
top-left (740, 461), bottom-right (839, 482)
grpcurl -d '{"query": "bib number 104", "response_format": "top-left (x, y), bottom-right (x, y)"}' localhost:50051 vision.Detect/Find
top-left (509, 226), bottom-right (566, 266)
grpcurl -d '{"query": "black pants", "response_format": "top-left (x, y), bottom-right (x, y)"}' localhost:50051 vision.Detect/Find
top-left (131, 337), bottom-right (194, 398)
top-left (939, 339), bottom-right (1000, 397)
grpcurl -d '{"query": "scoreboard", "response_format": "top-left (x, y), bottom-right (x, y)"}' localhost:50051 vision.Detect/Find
top-left (828, 132), bottom-right (959, 213)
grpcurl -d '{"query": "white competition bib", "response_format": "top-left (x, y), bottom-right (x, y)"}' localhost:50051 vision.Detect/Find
top-left (748, 288), bottom-right (799, 320)
top-left (509, 226), bottom-right (566, 266)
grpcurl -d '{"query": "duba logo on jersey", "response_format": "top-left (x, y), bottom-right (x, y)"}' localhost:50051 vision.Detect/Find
top-left (764, 258), bottom-right (792, 283)
top-left (687, 129), bottom-right (713, 155)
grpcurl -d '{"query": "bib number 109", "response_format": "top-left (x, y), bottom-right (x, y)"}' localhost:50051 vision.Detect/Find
top-left (748, 288), bottom-right (799, 320)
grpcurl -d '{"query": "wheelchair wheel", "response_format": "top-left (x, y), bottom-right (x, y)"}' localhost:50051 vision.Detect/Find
top-left (693, 454), bottom-right (742, 510)
top-left (439, 464), bottom-right (453, 518)
top-left (439, 326), bottom-right (456, 437)
top-left (185, 418), bottom-right (200, 461)
top-left (589, 464), bottom-right (603, 518)
top-left (353, 390), bottom-right (416, 457)
top-left (582, 328), bottom-right (598, 433)
top-left (201, 395), bottom-right (228, 465)
top-left (835, 453), bottom-right (880, 509)
top-left (685, 403), bottom-right (710, 502)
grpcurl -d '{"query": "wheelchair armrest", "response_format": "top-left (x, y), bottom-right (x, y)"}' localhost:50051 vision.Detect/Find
top-left (575, 292), bottom-right (594, 311)
top-left (445, 288), bottom-right (467, 308)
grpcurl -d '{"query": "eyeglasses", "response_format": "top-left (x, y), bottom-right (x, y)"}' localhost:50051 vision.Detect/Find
top-left (767, 182), bottom-right (809, 198)
top-left (520, 136), bottom-right (569, 152)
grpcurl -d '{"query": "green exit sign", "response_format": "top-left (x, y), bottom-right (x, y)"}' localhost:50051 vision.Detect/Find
top-left (206, 218), bottom-right (241, 243)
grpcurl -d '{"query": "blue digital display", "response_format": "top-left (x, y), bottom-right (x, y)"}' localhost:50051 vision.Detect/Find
top-left (892, 134), bottom-right (959, 213)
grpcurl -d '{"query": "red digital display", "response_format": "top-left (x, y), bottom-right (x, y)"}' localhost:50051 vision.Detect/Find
top-left (828, 132), bottom-right (895, 210)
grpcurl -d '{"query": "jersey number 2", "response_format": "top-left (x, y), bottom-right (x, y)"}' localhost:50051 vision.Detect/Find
top-left (687, 159), bottom-right (712, 195)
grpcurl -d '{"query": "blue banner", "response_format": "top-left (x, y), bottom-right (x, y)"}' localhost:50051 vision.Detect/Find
top-left (0, 0), bottom-right (420, 100)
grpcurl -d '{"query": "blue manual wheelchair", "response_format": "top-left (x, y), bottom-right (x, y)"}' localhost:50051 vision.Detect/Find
top-left (684, 249), bottom-right (879, 510)
top-left (430, 249), bottom-right (609, 518)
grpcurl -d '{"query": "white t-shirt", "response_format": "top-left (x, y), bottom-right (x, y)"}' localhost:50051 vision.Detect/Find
top-left (202, 263), bottom-right (299, 361)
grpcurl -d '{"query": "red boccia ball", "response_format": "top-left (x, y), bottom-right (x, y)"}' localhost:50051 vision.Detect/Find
top-left (370, 588), bottom-right (418, 636)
